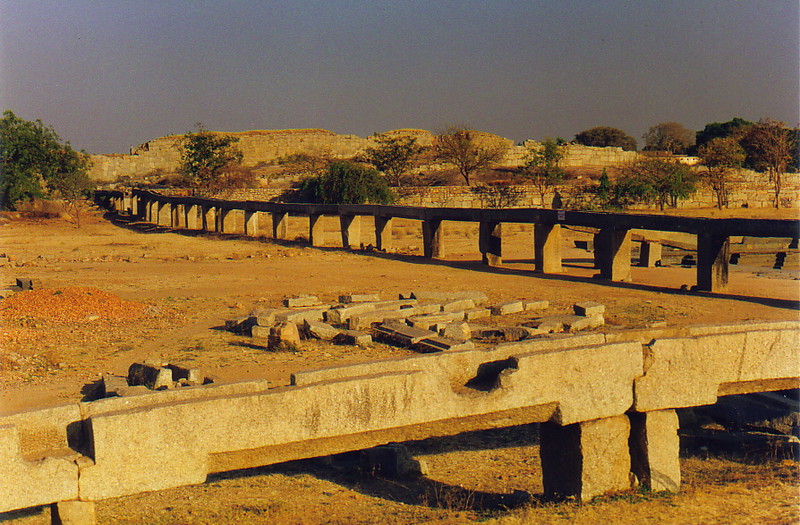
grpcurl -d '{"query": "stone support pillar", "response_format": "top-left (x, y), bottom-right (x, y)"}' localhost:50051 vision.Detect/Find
top-left (696, 232), bottom-right (729, 292)
top-left (51, 500), bottom-right (96, 525)
top-left (479, 221), bottom-right (502, 266)
top-left (272, 211), bottom-right (289, 240)
top-left (374, 216), bottom-right (393, 252)
top-left (156, 202), bottom-right (168, 226)
top-left (309, 213), bottom-right (325, 247)
top-left (628, 410), bottom-right (681, 493)
top-left (201, 205), bottom-right (215, 232)
top-left (170, 203), bottom-right (179, 229)
top-left (540, 415), bottom-right (632, 502)
top-left (638, 241), bottom-right (662, 268)
top-left (123, 196), bottom-right (132, 215)
top-left (184, 204), bottom-right (198, 230)
top-left (534, 223), bottom-right (563, 273)
top-left (340, 215), bottom-right (361, 249)
top-left (595, 228), bottom-right (632, 281)
top-left (214, 207), bottom-right (226, 233)
top-left (244, 210), bottom-right (259, 237)
top-left (422, 219), bottom-right (444, 258)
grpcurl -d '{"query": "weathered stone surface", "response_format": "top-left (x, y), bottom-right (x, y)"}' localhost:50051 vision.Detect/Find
top-left (375, 321), bottom-right (437, 346)
top-left (491, 301), bottom-right (524, 316)
top-left (268, 322), bottom-right (301, 347)
top-left (441, 299), bottom-right (475, 313)
top-left (302, 319), bottom-right (340, 341)
top-left (540, 415), bottom-right (632, 502)
top-left (283, 295), bottom-right (321, 307)
top-left (102, 375), bottom-right (129, 397)
top-left (414, 337), bottom-right (475, 353)
top-left (51, 500), bottom-right (96, 525)
top-left (441, 321), bottom-right (471, 341)
top-left (225, 316), bottom-right (257, 334)
top-left (349, 309), bottom-right (413, 330)
top-left (574, 301), bottom-right (605, 317)
top-left (332, 330), bottom-right (372, 345)
top-left (0, 425), bottom-right (78, 513)
top-left (523, 300), bottom-right (549, 311)
top-left (167, 364), bottom-right (202, 385)
top-left (339, 293), bottom-right (381, 303)
top-left (635, 329), bottom-right (800, 411)
top-left (326, 300), bottom-right (416, 324)
top-left (15, 277), bottom-right (33, 291)
top-left (275, 308), bottom-right (326, 324)
top-left (471, 326), bottom-right (528, 342)
top-left (128, 363), bottom-right (173, 390)
top-left (629, 410), bottom-right (680, 492)
top-left (463, 307), bottom-right (491, 321)
top-left (406, 312), bottom-right (463, 331)
top-left (250, 325), bottom-right (271, 339)
top-left (527, 314), bottom-right (603, 333)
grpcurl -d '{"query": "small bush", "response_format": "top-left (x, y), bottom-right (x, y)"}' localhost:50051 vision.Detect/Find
top-left (298, 161), bottom-right (395, 204)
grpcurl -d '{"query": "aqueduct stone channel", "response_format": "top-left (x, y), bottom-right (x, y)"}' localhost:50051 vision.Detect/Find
top-left (98, 189), bottom-right (799, 293)
top-left (1, 321), bottom-right (798, 522)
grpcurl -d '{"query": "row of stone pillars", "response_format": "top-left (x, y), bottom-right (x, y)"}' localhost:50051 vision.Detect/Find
top-left (135, 198), bottom-right (730, 292)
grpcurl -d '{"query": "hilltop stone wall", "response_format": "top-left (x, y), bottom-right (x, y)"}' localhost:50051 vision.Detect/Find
top-left (88, 128), bottom-right (644, 182)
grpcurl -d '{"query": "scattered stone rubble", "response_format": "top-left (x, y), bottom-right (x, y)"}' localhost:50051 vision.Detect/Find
top-left (98, 361), bottom-right (213, 399)
top-left (225, 291), bottom-right (607, 353)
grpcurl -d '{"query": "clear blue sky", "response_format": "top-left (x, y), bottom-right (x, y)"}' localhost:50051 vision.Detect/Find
top-left (1, 0), bottom-right (797, 154)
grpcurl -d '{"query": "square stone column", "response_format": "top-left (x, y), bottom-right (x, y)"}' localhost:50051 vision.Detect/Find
top-left (540, 415), bottom-right (632, 502)
top-left (534, 223), bottom-right (563, 273)
top-left (375, 216), bottom-right (393, 252)
top-left (340, 214), bottom-right (361, 249)
top-left (479, 221), bottom-right (502, 266)
top-left (201, 205), bottom-right (215, 231)
top-left (638, 241), bottom-right (662, 267)
top-left (170, 203), bottom-right (179, 229)
top-left (629, 410), bottom-right (681, 493)
top-left (697, 232), bottom-right (729, 292)
top-left (156, 202), bottom-right (169, 226)
top-left (184, 204), bottom-right (198, 230)
top-left (422, 218), bottom-right (444, 258)
top-left (215, 207), bottom-right (227, 233)
top-left (595, 228), bottom-right (632, 281)
top-left (272, 211), bottom-right (289, 239)
top-left (51, 500), bottom-right (96, 525)
top-left (244, 210), bottom-right (259, 237)
top-left (309, 213), bottom-right (325, 246)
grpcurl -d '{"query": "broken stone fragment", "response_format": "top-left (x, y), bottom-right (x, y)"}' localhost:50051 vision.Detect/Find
top-left (359, 443), bottom-right (426, 478)
top-left (332, 330), bottom-right (372, 345)
top-left (15, 278), bottom-right (33, 291)
top-left (441, 299), bottom-right (475, 313)
top-left (274, 308), bottom-right (326, 324)
top-left (225, 316), bottom-right (257, 334)
top-left (338, 293), bottom-right (381, 303)
top-left (406, 312), bottom-right (463, 331)
top-left (374, 321), bottom-right (437, 347)
top-left (463, 307), bottom-right (491, 321)
top-left (283, 295), bottom-right (321, 308)
top-left (302, 319), bottom-right (340, 341)
top-left (524, 300), bottom-right (549, 311)
top-left (413, 337), bottom-right (475, 353)
top-left (269, 322), bottom-right (301, 346)
top-left (127, 362), bottom-right (173, 390)
top-left (527, 314), bottom-right (605, 333)
top-left (251, 325), bottom-right (271, 339)
top-left (491, 301), bottom-right (524, 316)
top-left (101, 374), bottom-right (129, 397)
top-left (441, 321), bottom-right (471, 341)
top-left (410, 291), bottom-right (489, 304)
top-left (166, 363), bottom-right (202, 385)
top-left (574, 301), bottom-right (606, 317)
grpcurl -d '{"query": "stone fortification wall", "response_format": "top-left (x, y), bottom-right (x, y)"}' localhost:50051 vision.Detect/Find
top-left (89, 128), bottom-right (644, 182)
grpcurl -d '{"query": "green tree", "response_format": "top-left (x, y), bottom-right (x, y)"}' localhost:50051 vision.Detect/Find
top-left (740, 118), bottom-right (795, 208)
top-left (612, 158), bottom-right (696, 210)
top-left (177, 124), bottom-right (244, 196)
top-left (433, 126), bottom-right (508, 185)
top-left (516, 138), bottom-right (566, 207)
top-left (574, 126), bottom-right (637, 151)
top-left (643, 122), bottom-right (695, 153)
top-left (1, 110), bottom-right (93, 212)
top-left (694, 117), bottom-right (753, 151)
top-left (48, 147), bottom-right (95, 226)
top-left (359, 133), bottom-right (423, 187)
top-left (697, 136), bottom-right (746, 209)
top-left (596, 168), bottom-right (612, 205)
top-left (299, 161), bottom-right (394, 204)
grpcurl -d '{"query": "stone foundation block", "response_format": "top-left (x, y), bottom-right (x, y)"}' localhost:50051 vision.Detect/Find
top-left (573, 301), bottom-right (605, 317)
top-left (491, 301), bottom-right (524, 316)
top-left (51, 500), bottom-right (96, 525)
top-left (629, 410), bottom-right (681, 492)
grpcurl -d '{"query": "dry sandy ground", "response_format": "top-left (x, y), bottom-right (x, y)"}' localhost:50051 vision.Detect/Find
top-left (0, 205), bottom-right (798, 524)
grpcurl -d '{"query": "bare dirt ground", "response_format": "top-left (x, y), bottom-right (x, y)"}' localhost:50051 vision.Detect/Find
top-left (0, 205), bottom-right (798, 524)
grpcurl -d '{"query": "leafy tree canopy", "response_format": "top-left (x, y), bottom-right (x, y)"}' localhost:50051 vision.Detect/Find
top-left (516, 138), bottom-right (566, 207)
top-left (695, 117), bottom-right (753, 150)
top-left (573, 126), bottom-right (637, 151)
top-left (1, 110), bottom-right (92, 210)
top-left (697, 136), bottom-right (745, 209)
top-left (298, 161), bottom-right (395, 204)
top-left (178, 124), bottom-right (244, 195)
top-left (612, 158), bottom-right (696, 210)
top-left (643, 122), bottom-right (695, 153)
top-left (359, 133), bottom-right (423, 187)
